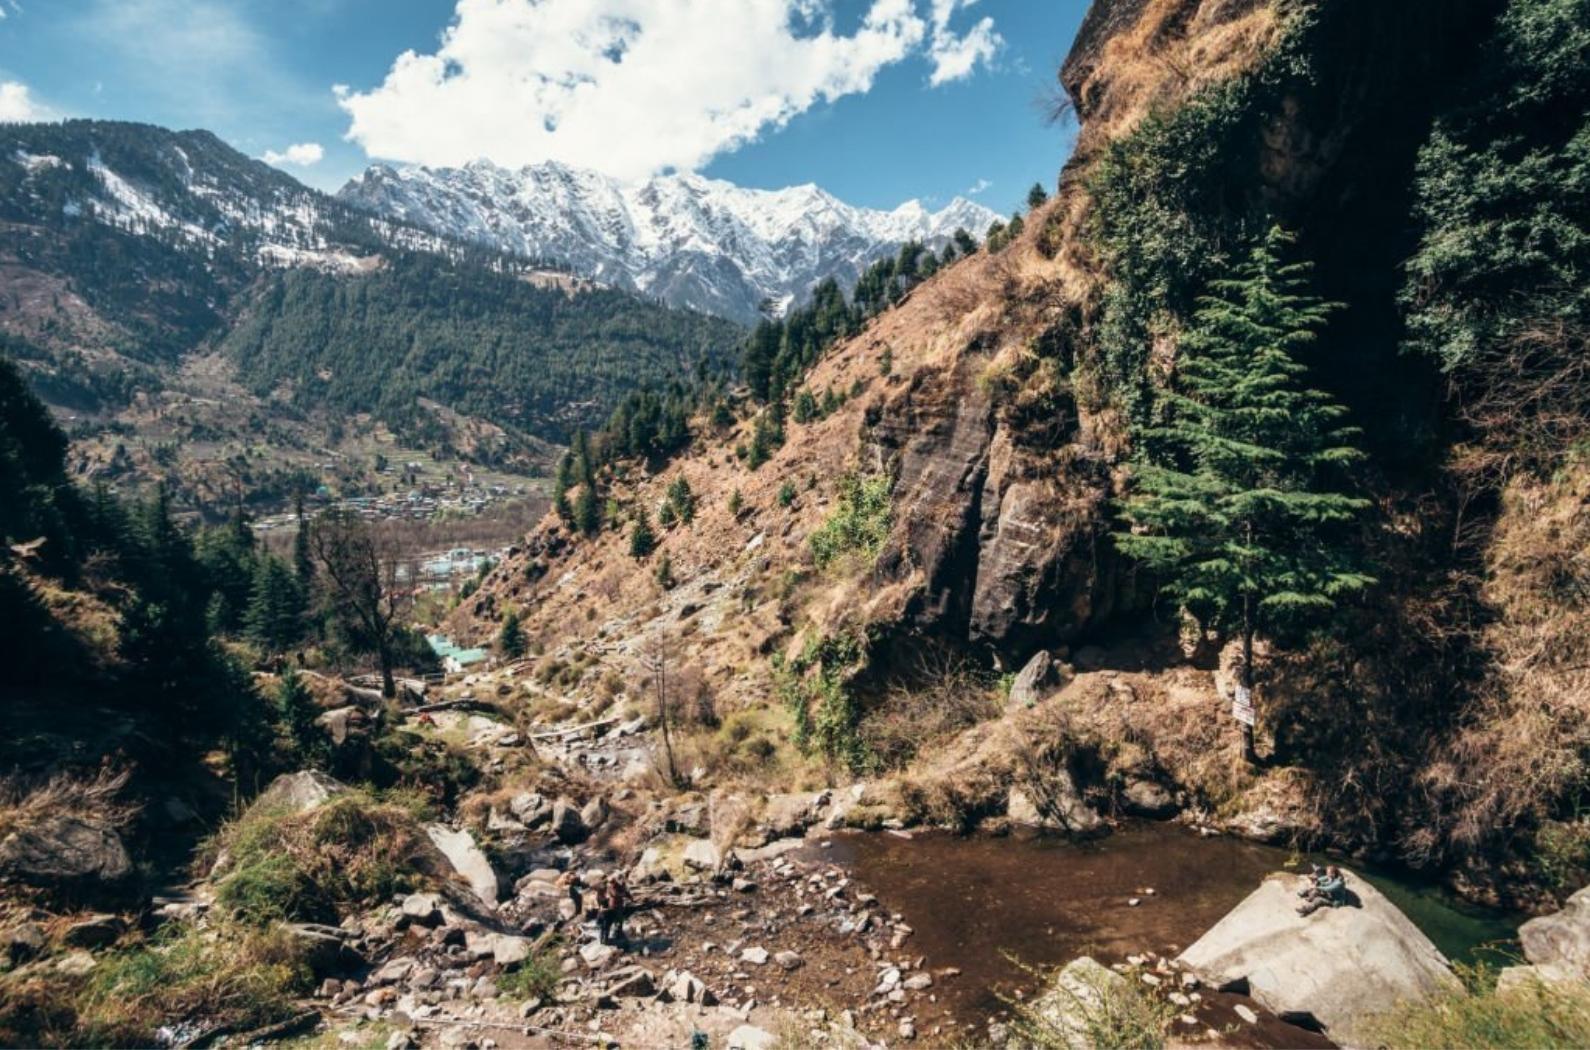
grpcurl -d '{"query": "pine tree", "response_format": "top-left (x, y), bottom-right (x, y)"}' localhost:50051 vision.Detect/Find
top-left (497, 610), bottom-right (526, 659)
top-left (630, 507), bottom-right (656, 558)
top-left (1027, 182), bottom-right (1050, 210)
top-left (275, 666), bottom-right (319, 760)
top-left (574, 483), bottom-right (600, 537)
top-left (1114, 227), bottom-right (1375, 762)
top-left (666, 476), bottom-right (696, 524)
top-left (292, 489), bottom-right (314, 587)
top-left (793, 389), bottom-right (818, 424)
top-left (245, 554), bottom-right (306, 653)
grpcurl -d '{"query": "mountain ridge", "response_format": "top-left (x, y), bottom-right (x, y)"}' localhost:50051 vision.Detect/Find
top-left (337, 158), bottom-right (1000, 322)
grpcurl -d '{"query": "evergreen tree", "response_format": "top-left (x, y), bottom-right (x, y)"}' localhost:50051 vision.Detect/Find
top-left (497, 610), bottom-right (526, 660)
top-left (953, 227), bottom-right (978, 257)
top-left (657, 499), bottom-right (678, 528)
top-left (572, 430), bottom-right (594, 487)
top-left (630, 507), bottom-right (656, 558)
top-left (728, 489), bottom-right (744, 517)
top-left (793, 389), bottom-right (818, 424)
top-left (666, 476), bottom-right (696, 524)
top-left (245, 554), bottom-right (305, 653)
top-left (573, 482), bottom-right (600, 536)
top-left (292, 489), bottom-right (314, 587)
top-left (1027, 182), bottom-right (1050, 210)
top-left (275, 666), bottom-right (319, 760)
top-left (1114, 228), bottom-right (1374, 761)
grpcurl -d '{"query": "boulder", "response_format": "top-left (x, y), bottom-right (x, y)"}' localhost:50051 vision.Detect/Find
top-left (425, 824), bottom-right (500, 906)
top-left (1008, 650), bottom-right (1058, 707)
top-left (580, 796), bottom-right (609, 832)
top-left (759, 792), bottom-right (824, 839)
top-left (665, 969), bottom-right (716, 1006)
top-left (509, 792), bottom-right (552, 828)
top-left (1177, 872), bottom-right (1457, 1047)
top-left (62, 913), bottom-right (124, 948)
top-left (579, 941), bottom-right (619, 969)
top-left (1025, 956), bottom-right (1130, 1050)
top-left (400, 892), bottom-right (444, 927)
top-left (0, 814), bottom-right (132, 889)
top-left (256, 770), bottom-right (348, 813)
top-left (740, 946), bottom-right (770, 965)
top-left (285, 923), bottom-right (364, 977)
top-left (549, 798), bottom-right (588, 845)
top-left (1519, 884), bottom-right (1590, 978)
top-left (1121, 778), bottom-right (1178, 818)
top-left (681, 838), bottom-right (722, 872)
top-left (5, 922), bottom-right (45, 963)
top-left (605, 966), bottom-right (655, 998)
top-left (774, 949), bottom-right (804, 970)
top-left (727, 1025), bottom-right (777, 1050)
top-left (1007, 780), bottom-right (1102, 835)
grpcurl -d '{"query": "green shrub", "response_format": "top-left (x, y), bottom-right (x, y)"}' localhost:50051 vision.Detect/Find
top-left (208, 792), bottom-right (437, 925)
top-left (496, 946), bottom-right (562, 1003)
top-left (1365, 966), bottom-right (1590, 1050)
top-left (808, 473), bottom-right (893, 569)
top-left (773, 630), bottom-right (871, 772)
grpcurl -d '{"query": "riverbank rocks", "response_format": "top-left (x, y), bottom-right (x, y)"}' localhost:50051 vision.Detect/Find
top-left (1177, 871), bottom-right (1457, 1047)
top-left (1007, 780), bottom-right (1102, 835)
top-left (1121, 778), bottom-right (1177, 818)
top-left (1497, 884), bottom-right (1590, 989)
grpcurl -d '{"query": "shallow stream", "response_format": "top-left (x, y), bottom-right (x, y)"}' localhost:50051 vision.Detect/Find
top-left (821, 823), bottom-right (1518, 1040)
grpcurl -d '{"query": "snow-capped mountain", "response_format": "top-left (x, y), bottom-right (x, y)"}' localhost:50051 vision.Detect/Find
top-left (338, 160), bottom-right (1000, 322)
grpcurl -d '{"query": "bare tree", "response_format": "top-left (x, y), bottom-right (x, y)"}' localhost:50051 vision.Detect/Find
top-left (310, 509), bottom-right (413, 698)
top-left (640, 635), bottom-right (682, 787)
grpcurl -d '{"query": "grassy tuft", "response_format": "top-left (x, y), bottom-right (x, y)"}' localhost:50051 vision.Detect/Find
top-left (1365, 968), bottom-right (1590, 1050)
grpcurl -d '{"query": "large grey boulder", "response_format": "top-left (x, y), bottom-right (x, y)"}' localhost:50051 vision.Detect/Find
top-left (1178, 871), bottom-right (1457, 1047)
top-left (256, 770), bottom-right (348, 813)
top-left (424, 824), bottom-right (499, 906)
top-left (1520, 884), bottom-right (1590, 978)
top-left (0, 814), bottom-right (132, 889)
top-left (1007, 778), bottom-right (1102, 835)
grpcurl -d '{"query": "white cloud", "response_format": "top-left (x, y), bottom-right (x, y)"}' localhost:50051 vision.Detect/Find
top-left (965, 177), bottom-right (991, 196)
top-left (0, 81), bottom-right (44, 122)
top-left (338, 0), bottom-right (1002, 180)
top-left (263, 142), bottom-right (326, 167)
top-left (926, 0), bottom-right (1001, 86)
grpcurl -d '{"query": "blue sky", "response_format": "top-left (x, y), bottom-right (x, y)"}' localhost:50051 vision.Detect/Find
top-left (0, 0), bottom-right (1086, 214)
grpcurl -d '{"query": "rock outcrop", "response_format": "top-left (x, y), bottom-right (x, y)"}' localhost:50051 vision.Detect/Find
top-left (1496, 884), bottom-right (1590, 990)
top-left (1178, 871), bottom-right (1457, 1046)
top-left (0, 814), bottom-right (132, 892)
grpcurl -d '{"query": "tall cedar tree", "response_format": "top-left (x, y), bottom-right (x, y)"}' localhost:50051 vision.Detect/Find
top-left (498, 610), bottom-right (526, 660)
top-left (1115, 227), bottom-right (1374, 761)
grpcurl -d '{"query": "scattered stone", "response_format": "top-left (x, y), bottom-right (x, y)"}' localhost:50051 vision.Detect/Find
top-left (774, 950), bottom-right (804, 970)
top-left (740, 946), bottom-right (770, 965)
top-left (62, 913), bottom-right (124, 949)
top-left (605, 966), bottom-right (655, 997)
top-left (549, 798), bottom-right (588, 845)
top-left (509, 792), bottom-right (552, 827)
top-left (682, 838), bottom-right (722, 873)
top-left (580, 942), bottom-right (619, 969)
top-left (1234, 1003), bottom-right (1259, 1025)
top-left (1520, 884), bottom-right (1590, 978)
top-left (898, 1019), bottom-right (917, 1040)
top-left (5, 922), bottom-right (45, 963)
top-left (400, 892), bottom-right (445, 927)
top-left (903, 972), bottom-right (933, 991)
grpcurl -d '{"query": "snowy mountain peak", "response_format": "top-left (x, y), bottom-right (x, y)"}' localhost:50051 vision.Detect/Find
top-left (337, 159), bottom-right (1000, 322)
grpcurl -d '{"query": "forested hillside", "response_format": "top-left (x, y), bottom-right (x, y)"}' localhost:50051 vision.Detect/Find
top-left (222, 253), bottom-right (742, 446)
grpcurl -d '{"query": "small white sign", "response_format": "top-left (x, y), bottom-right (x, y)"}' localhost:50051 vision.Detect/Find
top-left (1232, 684), bottom-right (1255, 726)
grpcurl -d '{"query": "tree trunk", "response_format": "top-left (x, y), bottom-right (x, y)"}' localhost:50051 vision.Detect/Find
top-left (1240, 611), bottom-right (1257, 764)
top-left (379, 643), bottom-right (396, 699)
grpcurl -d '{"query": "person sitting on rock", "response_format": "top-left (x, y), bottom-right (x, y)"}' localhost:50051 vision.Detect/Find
top-left (1297, 865), bottom-right (1347, 916)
